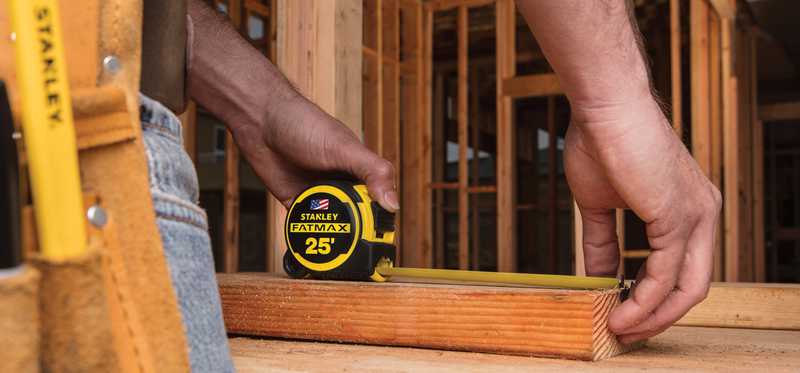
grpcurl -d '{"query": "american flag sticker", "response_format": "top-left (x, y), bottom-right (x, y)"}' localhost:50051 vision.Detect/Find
top-left (310, 199), bottom-right (329, 210)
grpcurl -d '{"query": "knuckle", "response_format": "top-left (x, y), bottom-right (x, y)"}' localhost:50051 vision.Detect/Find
top-left (687, 284), bottom-right (710, 304)
top-left (374, 160), bottom-right (395, 179)
top-left (710, 185), bottom-right (723, 212)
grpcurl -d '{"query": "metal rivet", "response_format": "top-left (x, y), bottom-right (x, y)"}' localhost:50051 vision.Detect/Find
top-left (87, 205), bottom-right (108, 228)
top-left (10, 32), bottom-right (15, 42)
top-left (102, 55), bottom-right (121, 75)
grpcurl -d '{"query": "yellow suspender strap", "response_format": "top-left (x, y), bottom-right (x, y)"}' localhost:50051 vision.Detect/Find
top-left (8, 0), bottom-right (86, 259)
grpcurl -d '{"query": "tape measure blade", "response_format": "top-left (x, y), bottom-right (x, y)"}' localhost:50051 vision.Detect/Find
top-left (375, 266), bottom-right (618, 290)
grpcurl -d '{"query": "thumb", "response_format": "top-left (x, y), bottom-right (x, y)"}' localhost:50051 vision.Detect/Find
top-left (345, 145), bottom-right (400, 213)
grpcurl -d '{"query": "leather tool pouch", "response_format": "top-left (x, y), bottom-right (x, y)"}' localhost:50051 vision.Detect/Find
top-left (0, 266), bottom-right (40, 373)
top-left (0, 1), bottom-right (191, 372)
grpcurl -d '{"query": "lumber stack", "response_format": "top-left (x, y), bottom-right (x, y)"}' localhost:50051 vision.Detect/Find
top-left (218, 273), bottom-right (638, 361)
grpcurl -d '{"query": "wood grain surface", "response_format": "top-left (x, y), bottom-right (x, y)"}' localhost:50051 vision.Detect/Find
top-left (677, 282), bottom-right (800, 330)
top-left (230, 326), bottom-right (800, 373)
top-left (218, 273), bottom-right (635, 361)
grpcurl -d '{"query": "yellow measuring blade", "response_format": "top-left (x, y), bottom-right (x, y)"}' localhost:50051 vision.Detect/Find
top-left (9, 0), bottom-right (86, 259)
top-left (375, 262), bottom-right (619, 290)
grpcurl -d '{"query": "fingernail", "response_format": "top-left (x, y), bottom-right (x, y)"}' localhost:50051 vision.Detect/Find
top-left (384, 191), bottom-right (400, 212)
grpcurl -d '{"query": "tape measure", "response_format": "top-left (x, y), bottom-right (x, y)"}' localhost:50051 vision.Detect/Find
top-left (284, 181), bottom-right (621, 290)
top-left (283, 180), bottom-right (396, 281)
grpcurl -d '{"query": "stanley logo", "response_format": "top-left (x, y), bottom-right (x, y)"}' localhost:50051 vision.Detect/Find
top-left (35, 6), bottom-right (64, 128)
top-left (290, 223), bottom-right (351, 233)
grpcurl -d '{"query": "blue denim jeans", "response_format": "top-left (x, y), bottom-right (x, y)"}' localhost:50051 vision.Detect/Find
top-left (139, 94), bottom-right (234, 372)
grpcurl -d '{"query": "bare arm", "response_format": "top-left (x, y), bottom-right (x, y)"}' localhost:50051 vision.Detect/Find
top-left (517, 1), bottom-right (721, 343)
top-left (185, 0), bottom-right (399, 211)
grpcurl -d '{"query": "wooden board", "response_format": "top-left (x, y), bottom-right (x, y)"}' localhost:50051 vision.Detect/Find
top-left (230, 326), bottom-right (800, 373)
top-left (218, 273), bottom-right (636, 361)
top-left (677, 282), bottom-right (800, 330)
top-left (457, 5), bottom-right (469, 270)
top-left (495, 0), bottom-right (517, 272)
top-left (268, 0), bottom-right (363, 272)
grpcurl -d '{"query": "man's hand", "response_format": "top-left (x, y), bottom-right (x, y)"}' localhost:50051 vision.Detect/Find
top-left (566, 98), bottom-right (721, 344)
top-left (517, 0), bottom-right (721, 343)
top-left (185, 0), bottom-right (398, 211)
top-left (229, 94), bottom-right (399, 210)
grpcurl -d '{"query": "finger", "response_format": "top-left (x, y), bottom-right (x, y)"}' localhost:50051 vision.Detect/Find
top-left (344, 145), bottom-right (399, 212)
top-left (608, 214), bottom-right (690, 333)
top-left (580, 207), bottom-right (620, 277)
top-left (618, 325), bottom-right (669, 345)
top-left (614, 211), bottom-right (715, 338)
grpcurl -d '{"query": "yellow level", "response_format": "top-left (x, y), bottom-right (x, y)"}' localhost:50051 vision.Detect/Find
top-left (375, 261), bottom-right (619, 290)
top-left (8, 0), bottom-right (86, 259)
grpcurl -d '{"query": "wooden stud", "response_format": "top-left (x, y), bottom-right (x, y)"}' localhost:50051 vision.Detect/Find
top-left (433, 73), bottom-right (446, 268)
top-left (670, 0), bottom-right (682, 137)
top-left (224, 133), bottom-right (240, 273)
top-left (693, 0), bottom-right (724, 281)
top-left (270, 0), bottom-right (364, 271)
top-left (265, 0), bottom-right (276, 271)
top-left (750, 25), bottom-right (764, 282)
top-left (224, 0), bottom-right (244, 274)
top-left (721, 10), bottom-right (739, 282)
top-left (385, 0), bottom-right (402, 263)
top-left (547, 96), bottom-right (558, 273)
top-left (469, 69), bottom-right (481, 270)
top-left (753, 120), bottom-right (765, 282)
top-left (501, 74), bottom-right (562, 98)
top-left (269, 0), bottom-right (278, 61)
top-left (229, 0), bottom-right (243, 29)
top-left (573, 201), bottom-right (585, 276)
top-left (709, 11), bottom-right (723, 281)
top-left (457, 6), bottom-right (469, 270)
top-left (690, 0), bottom-right (711, 177)
top-left (401, 1), bottom-right (433, 267)
top-left (178, 101), bottom-right (197, 164)
top-left (677, 282), bottom-right (800, 330)
top-left (736, 25), bottom-right (754, 281)
top-left (218, 273), bottom-right (638, 361)
top-left (496, 0), bottom-right (517, 272)
top-left (421, 6), bottom-right (434, 266)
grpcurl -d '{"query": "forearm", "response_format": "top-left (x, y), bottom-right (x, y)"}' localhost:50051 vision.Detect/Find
top-left (516, 1), bottom-right (653, 114)
top-left (185, 0), bottom-right (378, 184)
top-left (186, 0), bottom-right (339, 154)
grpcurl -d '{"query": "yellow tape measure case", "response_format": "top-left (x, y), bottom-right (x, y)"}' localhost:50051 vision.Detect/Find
top-left (283, 181), bottom-right (396, 281)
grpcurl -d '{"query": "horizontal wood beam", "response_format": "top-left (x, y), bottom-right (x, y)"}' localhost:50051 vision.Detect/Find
top-left (759, 101), bottom-right (800, 122)
top-left (621, 249), bottom-right (650, 258)
top-left (425, 0), bottom-right (495, 11)
top-left (677, 282), bottom-right (800, 330)
top-left (218, 273), bottom-right (639, 361)
top-left (502, 73), bottom-right (562, 98)
top-left (244, 0), bottom-right (270, 17)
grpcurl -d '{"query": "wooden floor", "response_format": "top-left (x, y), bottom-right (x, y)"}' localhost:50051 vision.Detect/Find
top-left (231, 326), bottom-right (800, 372)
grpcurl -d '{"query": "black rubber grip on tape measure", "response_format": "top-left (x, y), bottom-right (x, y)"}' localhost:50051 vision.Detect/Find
top-left (371, 201), bottom-right (395, 235)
